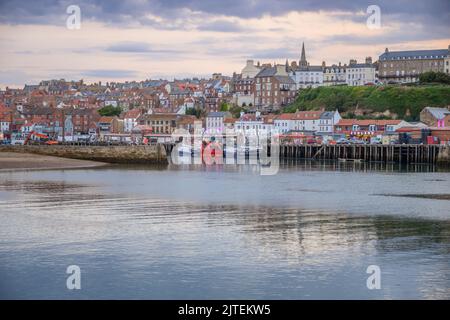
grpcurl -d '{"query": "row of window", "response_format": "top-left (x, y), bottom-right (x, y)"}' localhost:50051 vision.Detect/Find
top-left (236, 125), bottom-right (270, 130)
top-left (298, 77), bottom-right (321, 83)
top-left (325, 69), bottom-right (345, 73)
top-left (144, 120), bottom-right (170, 125)
top-left (348, 74), bottom-right (368, 79)
top-left (382, 70), bottom-right (422, 76)
top-left (382, 55), bottom-right (447, 60)
top-left (257, 97), bottom-right (291, 104)
top-left (256, 78), bottom-right (271, 83)
top-left (344, 125), bottom-right (395, 131)
top-left (383, 61), bottom-right (443, 68)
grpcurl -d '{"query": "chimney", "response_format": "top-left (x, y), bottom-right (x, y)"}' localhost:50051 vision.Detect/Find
top-left (338, 62), bottom-right (342, 67)
top-left (385, 48), bottom-right (389, 53)
top-left (365, 57), bottom-right (372, 64)
top-left (246, 60), bottom-right (254, 66)
top-left (322, 61), bottom-right (326, 67)
top-left (276, 64), bottom-right (287, 75)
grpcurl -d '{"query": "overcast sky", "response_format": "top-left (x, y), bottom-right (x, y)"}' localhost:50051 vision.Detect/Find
top-left (0, 0), bottom-right (449, 88)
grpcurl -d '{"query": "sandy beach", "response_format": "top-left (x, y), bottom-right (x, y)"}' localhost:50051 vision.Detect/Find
top-left (0, 152), bottom-right (107, 171)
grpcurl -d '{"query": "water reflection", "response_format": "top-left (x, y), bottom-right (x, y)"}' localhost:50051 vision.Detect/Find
top-left (0, 164), bottom-right (449, 299)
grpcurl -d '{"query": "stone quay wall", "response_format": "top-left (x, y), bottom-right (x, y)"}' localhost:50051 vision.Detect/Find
top-left (0, 145), bottom-right (168, 164)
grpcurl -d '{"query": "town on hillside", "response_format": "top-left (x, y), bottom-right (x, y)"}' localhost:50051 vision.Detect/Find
top-left (1, 43), bottom-right (450, 146)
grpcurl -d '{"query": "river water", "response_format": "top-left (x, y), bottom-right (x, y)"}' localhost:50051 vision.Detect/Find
top-left (0, 161), bottom-right (449, 299)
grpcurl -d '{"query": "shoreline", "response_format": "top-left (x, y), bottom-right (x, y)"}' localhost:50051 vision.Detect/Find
top-left (0, 152), bottom-right (108, 172)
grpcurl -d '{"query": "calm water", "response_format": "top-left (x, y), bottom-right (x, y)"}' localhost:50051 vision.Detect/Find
top-left (0, 161), bottom-right (449, 299)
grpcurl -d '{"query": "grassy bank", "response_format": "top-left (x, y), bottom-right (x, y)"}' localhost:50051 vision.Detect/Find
top-left (284, 85), bottom-right (450, 120)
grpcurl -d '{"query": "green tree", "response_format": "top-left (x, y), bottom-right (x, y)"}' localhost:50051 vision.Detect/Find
top-left (219, 102), bottom-right (230, 112)
top-left (186, 107), bottom-right (205, 119)
top-left (419, 71), bottom-right (450, 85)
top-left (284, 84), bottom-right (450, 120)
top-left (98, 105), bottom-right (122, 117)
top-left (229, 105), bottom-right (244, 118)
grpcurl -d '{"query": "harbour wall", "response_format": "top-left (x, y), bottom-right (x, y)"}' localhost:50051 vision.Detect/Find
top-left (0, 145), bottom-right (168, 164)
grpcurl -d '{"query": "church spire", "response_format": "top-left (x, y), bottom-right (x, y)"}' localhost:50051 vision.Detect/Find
top-left (299, 42), bottom-right (307, 67)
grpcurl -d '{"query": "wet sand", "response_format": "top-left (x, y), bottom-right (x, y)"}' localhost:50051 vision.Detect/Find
top-left (376, 193), bottom-right (450, 201)
top-left (0, 152), bottom-right (107, 171)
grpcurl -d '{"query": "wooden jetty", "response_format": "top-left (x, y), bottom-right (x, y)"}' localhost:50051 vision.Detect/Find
top-left (279, 144), bottom-right (444, 164)
top-left (163, 142), bottom-right (450, 165)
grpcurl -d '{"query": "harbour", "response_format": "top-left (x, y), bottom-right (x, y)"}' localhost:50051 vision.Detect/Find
top-left (0, 161), bottom-right (449, 299)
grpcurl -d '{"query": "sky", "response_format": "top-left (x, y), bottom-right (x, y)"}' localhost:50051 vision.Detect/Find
top-left (0, 0), bottom-right (449, 88)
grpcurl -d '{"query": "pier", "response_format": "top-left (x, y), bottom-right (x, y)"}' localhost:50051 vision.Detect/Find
top-left (164, 143), bottom-right (449, 165)
top-left (279, 144), bottom-right (447, 165)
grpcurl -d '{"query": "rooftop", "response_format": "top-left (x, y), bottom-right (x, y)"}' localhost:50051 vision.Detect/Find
top-left (379, 48), bottom-right (449, 61)
top-left (423, 107), bottom-right (450, 120)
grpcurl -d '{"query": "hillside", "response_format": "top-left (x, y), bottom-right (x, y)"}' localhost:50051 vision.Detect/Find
top-left (284, 85), bottom-right (450, 121)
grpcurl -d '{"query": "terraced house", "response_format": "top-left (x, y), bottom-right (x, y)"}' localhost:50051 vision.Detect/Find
top-left (138, 113), bottom-right (179, 134)
top-left (254, 65), bottom-right (297, 111)
top-left (346, 57), bottom-right (376, 86)
top-left (378, 46), bottom-right (450, 83)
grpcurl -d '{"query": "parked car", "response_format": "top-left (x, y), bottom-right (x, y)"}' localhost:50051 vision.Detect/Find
top-left (336, 138), bottom-right (350, 144)
top-left (350, 139), bottom-right (366, 145)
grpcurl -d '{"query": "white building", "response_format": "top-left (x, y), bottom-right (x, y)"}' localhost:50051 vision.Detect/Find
top-left (323, 63), bottom-right (347, 86)
top-left (289, 110), bottom-right (323, 132)
top-left (289, 42), bottom-right (324, 89)
top-left (346, 58), bottom-right (376, 86)
top-left (0, 120), bottom-right (10, 133)
top-left (206, 111), bottom-right (231, 135)
top-left (235, 112), bottom-right (263, 133)
top-left (290, 66), bottom-right (324, 89)
top-left (273, 113), bottom-right (293, 133)
top-left (318, 110), bottom-right (341, 134)
top-left (273, 110), bottom-right (336, 134)
top-left (123, 109), bottom-right (141, 133)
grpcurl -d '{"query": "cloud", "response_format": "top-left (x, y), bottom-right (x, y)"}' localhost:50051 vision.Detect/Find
top-left (103, 41), bottom-right (184, 60)
top-left (105, 41), bottom-right (153, 53)
top-left (1, 0), bottom-right (449, 29)
top-left (82, 69), bottom-right (138, 78)
top-left (196, 20), bottom-right (246, 32)
top-left (0, 1), bottom-right (449, 88)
